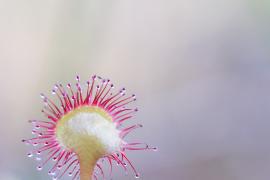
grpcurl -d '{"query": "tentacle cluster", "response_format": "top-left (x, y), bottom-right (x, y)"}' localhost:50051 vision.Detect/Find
top-left (22, 75), bottom-right (156, 180)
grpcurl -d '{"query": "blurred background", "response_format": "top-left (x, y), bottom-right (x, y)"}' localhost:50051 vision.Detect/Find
top-left (0, 0), bottom-right (270, 179)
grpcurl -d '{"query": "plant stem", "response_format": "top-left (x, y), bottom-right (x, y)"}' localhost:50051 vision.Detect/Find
top-left (79, 153), bottom-right (99, 180)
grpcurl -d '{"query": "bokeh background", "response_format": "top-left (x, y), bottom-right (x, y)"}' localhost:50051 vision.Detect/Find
top-left (1, 0), bottom-right (270, 180)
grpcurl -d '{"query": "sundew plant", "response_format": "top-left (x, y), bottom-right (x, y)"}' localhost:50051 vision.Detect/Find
top-left (22, 75), bottom-right (156, 180)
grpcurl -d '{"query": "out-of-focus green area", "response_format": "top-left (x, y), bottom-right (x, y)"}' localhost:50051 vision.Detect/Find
top-left (0, 0), bottom-right (270, 179)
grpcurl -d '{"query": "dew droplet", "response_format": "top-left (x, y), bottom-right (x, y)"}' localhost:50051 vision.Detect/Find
top-left (48, 171), bottom-right (55, 175)
top-left (40, 93), bottom-right (45, 99)
top-left (27, 152), bottom-right (33, 157)
top-left (29, 120), bottom-right (37, 123)
top-left (135, 174), bottom-right (140, 178)
top-left (68, 172), bottom-right (72, 176)
top-left (51, 89), bottom-right (56, 95)
top-left (36, 165), bottom-right (43, 171)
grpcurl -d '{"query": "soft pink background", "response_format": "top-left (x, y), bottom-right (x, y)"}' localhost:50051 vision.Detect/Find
top-left (0, 0), bottom-right (270, 179)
